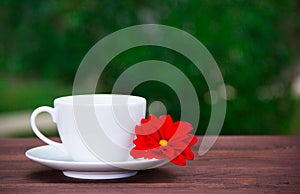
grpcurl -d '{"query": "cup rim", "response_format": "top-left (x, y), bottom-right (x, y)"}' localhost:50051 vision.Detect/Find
top-left (54, 94), bottom-right (146, 106)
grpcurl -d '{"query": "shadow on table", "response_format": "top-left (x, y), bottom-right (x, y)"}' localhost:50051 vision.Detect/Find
top-left (27, 168), bottom-right (175, 183)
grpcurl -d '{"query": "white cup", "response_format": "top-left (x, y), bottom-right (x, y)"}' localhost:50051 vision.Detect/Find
top-left (30, 94), bottom-right (146, 162)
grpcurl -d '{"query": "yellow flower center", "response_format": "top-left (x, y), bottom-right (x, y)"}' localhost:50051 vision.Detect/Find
top-left (159, 139), bottom-right (168, 147)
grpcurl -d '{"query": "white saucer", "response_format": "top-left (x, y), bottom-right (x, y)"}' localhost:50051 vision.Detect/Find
top-left (25, 145), bottom-right (168, 180)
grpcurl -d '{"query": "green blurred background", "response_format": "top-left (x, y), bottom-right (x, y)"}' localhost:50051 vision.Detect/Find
top-left (0, 0), bottom-right (299, 137)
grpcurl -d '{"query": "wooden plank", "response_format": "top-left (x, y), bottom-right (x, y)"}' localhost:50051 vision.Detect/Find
top-left (0, 136), bottom-right (299, 193)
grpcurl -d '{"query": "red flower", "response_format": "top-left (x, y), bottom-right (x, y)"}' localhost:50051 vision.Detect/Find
top-left (130, 114), bottom-right (198, 166)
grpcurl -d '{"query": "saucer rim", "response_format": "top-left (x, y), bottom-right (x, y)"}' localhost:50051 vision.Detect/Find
top-left (25, 145), bottom-right (167, 165)
top-left (25, 145), bottom-right (169, 179)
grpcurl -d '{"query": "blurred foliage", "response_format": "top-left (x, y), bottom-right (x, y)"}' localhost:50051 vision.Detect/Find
top-left (0, 0), bottom-right (299, 135)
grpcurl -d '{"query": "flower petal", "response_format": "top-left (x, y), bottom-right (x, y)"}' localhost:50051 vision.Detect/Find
top-left (135, 125), bottom-right (158, 136)
top-left (171, 154), bottom-right (186, 166)
top-left (181, 148), bottom-right (194, 160)
top-left (171, 134), bottom-right (197, 147)
top-left (130, 149), bottom-right (147, 158)
top-left (189, 135), bottom-right (198, 146)
top-left (133, 139), bottom-right (158, 150)
top-left (147, 148), bottom-right (165, 159)
top-left (160, 146), bottom-right (176, 160)
top-left (168, 141), bottom-right (188, 151)
top-left (136, 114), bottom-right (165, 135)
top-left (173, 121), bottom-right (193, 134)
top-left (158, 115), bottom-right (173, 140)
top-left (169, 134), bottom-right (191, 144)
top-left (164, 121), bottom-right (193, 142)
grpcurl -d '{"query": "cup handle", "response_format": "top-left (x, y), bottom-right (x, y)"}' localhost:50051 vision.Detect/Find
top-left (30, 106), bottom-right (66, 152)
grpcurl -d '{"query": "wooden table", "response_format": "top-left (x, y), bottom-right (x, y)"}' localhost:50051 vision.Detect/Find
top-left (0, 136), bottom-right (299, 193)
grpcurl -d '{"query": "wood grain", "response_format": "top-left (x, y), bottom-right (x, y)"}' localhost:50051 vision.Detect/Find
top-left (0, 136), bottom-right (299, 193)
